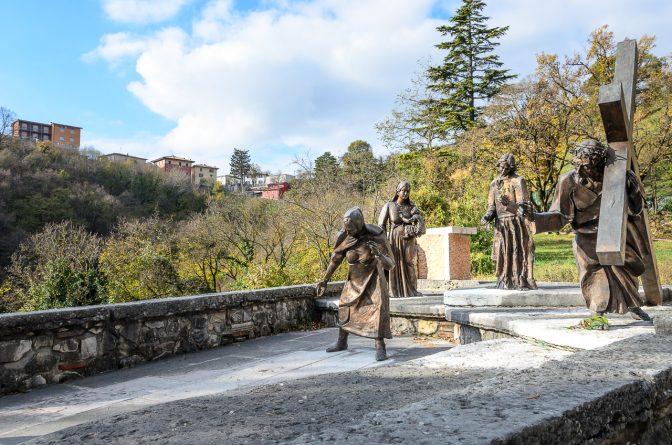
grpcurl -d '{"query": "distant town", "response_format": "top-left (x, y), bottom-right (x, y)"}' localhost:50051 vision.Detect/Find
top-left (11, 117), bottom-right (293, 200)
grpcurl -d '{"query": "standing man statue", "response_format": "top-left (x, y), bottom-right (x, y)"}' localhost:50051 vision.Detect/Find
top-left (378, 181), bottom-right (426, 298)
top-left (316, 207), bottom-right (394, 361)
top-left (535, 141), bottom-right (651, 320)
top-left (481, 154), bottom-right (537, 290)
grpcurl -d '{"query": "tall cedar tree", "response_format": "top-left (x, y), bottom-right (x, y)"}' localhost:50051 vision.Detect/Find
top-left (229, 148), bottom-right (252, 190)
top-left (427, 0), bottom-right (515, 134)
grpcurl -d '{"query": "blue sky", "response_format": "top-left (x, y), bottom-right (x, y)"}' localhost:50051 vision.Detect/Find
top-left (1, 0), bottom-right (672, 174)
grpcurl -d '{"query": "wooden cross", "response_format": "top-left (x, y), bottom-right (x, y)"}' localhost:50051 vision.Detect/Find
top-left (597, 38), bottom-right (662, 305)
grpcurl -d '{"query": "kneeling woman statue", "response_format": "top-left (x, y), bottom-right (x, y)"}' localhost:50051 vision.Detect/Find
top-left (316, 207), bottom-right (395, 361)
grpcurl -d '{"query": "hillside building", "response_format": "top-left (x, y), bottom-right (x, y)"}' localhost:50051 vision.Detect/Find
top-left (100, 153), bottom-right (148, 166)
top-left (151, 156), bottom-right (194, 177)
top-left (12, 119), bottom-right (82, 148)
top-left (192, 163), bottom-right (218, 189)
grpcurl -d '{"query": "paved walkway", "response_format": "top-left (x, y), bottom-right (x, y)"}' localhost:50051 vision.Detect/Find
top-left (0, 329), bottom-right (452, 445)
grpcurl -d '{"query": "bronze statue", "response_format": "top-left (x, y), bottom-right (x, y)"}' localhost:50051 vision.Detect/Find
top-left (378, 181), bottom-right (426, 298)
top-left (316, 207), bottom-right (394, 361)
top-left (481, 154), bottom-right (537, 290)
top-left (535, 140), bottom-right (651, 320)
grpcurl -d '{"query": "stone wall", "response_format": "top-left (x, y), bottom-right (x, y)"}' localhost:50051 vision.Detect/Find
top-left (0, 283), bottom-right (344, 395)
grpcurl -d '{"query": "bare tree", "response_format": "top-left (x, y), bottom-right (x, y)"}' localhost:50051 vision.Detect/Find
top-left (0, 107), bottom-right (17, 148)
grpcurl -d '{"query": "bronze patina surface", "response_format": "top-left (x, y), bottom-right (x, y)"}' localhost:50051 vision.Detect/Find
top-left (481, 154), bottom-right (537, 290)
top-left (535, 141), bottom-right (650, 319)
top-left (378, 181), bottom-right (426, 298)
top-left (317, 207), bottom-right (394, 360)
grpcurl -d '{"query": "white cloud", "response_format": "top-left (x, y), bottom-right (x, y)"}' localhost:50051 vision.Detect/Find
top-left (89, 0), bottom-right (443, 173)
top-left (83, 32), bottom-right (153, 63)
top-left (102, 0), bottom-right (191, 24)
top-left (88, 0), bottom-right (672, 173)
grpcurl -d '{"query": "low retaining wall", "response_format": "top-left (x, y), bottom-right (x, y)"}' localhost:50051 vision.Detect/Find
top-left (0, 282), bottom-right (344, 395)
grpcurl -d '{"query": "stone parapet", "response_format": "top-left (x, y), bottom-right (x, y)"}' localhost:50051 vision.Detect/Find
top-left (0, 282), bottom-right (344, 395)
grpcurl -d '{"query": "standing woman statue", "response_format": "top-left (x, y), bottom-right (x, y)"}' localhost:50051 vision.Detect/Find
top-left (316, 207), bottom-right (395, 361)
top-left (378, 181), bottom-right (426, 298)
top-left (481, 154), bottom-right (537, 290)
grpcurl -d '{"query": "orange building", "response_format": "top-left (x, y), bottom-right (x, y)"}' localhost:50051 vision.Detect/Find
top-left (11, 119), bottom-right (82, 148)
top-left (51, 122), bottom-right (82, 148)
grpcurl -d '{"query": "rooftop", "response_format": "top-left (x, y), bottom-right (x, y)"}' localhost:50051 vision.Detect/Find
top-left (151, 155), bottom-right (194, 163)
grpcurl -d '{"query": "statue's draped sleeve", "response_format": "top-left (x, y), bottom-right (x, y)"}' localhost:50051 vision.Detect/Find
top-left (534, 172), bottom-right (574, 233)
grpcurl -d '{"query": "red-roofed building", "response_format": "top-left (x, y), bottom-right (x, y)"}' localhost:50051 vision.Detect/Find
top-left (260, 182), bottom-right (290, 200)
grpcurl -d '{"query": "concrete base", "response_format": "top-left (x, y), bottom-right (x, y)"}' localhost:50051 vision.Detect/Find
top-left (444, 283), bottom-right (584, 307)
top-left (444, 282), bottom-right (672, 307)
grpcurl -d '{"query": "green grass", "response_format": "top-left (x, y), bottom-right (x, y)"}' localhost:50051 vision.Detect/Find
top-left (474, 232), bottom-right (672, 284)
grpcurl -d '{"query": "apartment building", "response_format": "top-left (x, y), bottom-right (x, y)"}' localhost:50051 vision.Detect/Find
top-left (100, 153), bottom-right (148, 166)
top-left (191, 164), bottom-right (218, 189)
top-left (12, 119), bottom-right (82, 148)
top-left (151, 155), bottom-right (194, 177)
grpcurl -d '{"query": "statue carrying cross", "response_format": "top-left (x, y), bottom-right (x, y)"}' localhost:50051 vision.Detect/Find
top-left (534, 38), bottom-right (662, 319)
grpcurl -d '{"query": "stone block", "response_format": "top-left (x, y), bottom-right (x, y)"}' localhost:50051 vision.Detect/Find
top-left (81, 336), bottom-right (98, 359)
top-left (455, 324), bottom-right (482, 344)
top-left (654, 314), bottom-right (672, 335)
top-left (417, 320), bottom-right (439, 335)
top-left (391, 317), bottom-right (416, 335)
top-left (33, 335), bottom-right (53, 348)
top-left (56, 328), bottom-right (85, 339)
top-left (53, 338), bottom-right (79, 353)
top-left (145, 320), bottom-right (165, 330)
top-left (0, 339), bottom-right (32, 363)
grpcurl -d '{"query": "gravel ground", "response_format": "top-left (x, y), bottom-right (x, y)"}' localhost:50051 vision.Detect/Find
top-left (28, 340), bottom-right (571, 445)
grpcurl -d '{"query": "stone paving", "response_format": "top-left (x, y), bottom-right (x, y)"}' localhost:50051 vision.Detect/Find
top-left (0, 329), bottom-right (452, 445)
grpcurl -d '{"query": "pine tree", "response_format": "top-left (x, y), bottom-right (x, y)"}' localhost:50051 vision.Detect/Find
top-left (229, 148), bottom-right (251, 192)
top-left (427, 0), bottom-right (515, 134)
top-left (314, 151), bottom-right (339, 177)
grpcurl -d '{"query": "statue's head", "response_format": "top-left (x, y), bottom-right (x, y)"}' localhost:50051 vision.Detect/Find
top-left (393, 181), bottom-right (411, 202)
top-left (497, 154), bottom-right (516, 177)
top-left (343, 207), bottom-right (365, 236)
top-left (572, 140), bottom-right (608, 181)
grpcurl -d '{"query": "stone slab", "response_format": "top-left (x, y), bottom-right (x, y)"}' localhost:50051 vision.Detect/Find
top-left (444, 282), bottom-right (672, 307)
top-left (0, 329), bottom-right (452, 444)
top-left (445, 305), bottom-right (672, 350)
top-left (24, 335), bottom-right (672, 445)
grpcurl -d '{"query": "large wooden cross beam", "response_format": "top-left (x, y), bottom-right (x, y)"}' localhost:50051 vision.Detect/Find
top-left (597, 38), bottom-right (662, 305)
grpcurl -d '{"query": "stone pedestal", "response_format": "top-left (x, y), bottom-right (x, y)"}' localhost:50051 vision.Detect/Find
top-left (417, 226), bottom-right (477, 281)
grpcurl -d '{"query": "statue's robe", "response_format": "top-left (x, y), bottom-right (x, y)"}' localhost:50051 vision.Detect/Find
top-left (333, 225), bottom-right (393, 339)
top-left (486, 175), bottom-right (537, 290)
top-left (378, 200), bottom-right (425, 298)
top-left (536, 171), bottom-right (647, 314)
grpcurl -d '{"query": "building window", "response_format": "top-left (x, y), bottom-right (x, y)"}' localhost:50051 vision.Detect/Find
top-left (32, 125), bottom-right (39, 131)
top-left (69, 138), bottom-right (74, 142)
top-left (43, 135), bottom-right (49, 140)
top-left (199, 173), bottom-right (203, 177)
top-left (21, 123), bottom-right (27, 130)
top-left (168, 161), bottom-right (171, 164)
top-left (60, 127), bottom-right (65, 132)
top-left (44, 126), bottom-right (50, 132)
top-left (59, 136), bottom-right (64, 141)
top-left (21, 131), bottom-right (27, 137)
top-left (70, 129), bottom-right (75, 134)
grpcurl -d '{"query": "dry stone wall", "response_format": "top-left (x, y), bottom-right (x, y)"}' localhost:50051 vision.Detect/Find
top-left (0, 283), bottom-right (344, 395)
